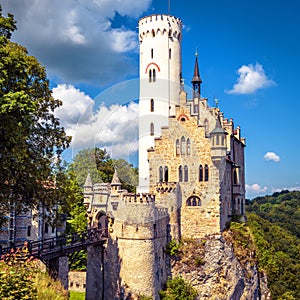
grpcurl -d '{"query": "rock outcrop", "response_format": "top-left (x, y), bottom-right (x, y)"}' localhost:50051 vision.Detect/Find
top-left (172, 234), bottom-right (271, 300)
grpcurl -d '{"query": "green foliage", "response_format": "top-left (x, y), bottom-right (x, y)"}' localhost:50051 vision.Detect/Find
top-left (246, 191), bottom-right (300, 299)
top-left (71, 147), bottom-right (138, 192)
top-left (0, 246), bottom-right (37, 299)
top-left (166, 239), bottom-right (180, 257)
top-left (247, 190), bottom-right (300, 238)
top-left (0, 245), bottom-right (68, 299)
top-left (0, 7), bottom-right (71, 222)
top-left (159, 276), bottom-right (198, 300)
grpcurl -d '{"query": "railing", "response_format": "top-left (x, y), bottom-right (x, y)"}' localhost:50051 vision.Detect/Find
top-left (0, 228), bottom-right (107, 261)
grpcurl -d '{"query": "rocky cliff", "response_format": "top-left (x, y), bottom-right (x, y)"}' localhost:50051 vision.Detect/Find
top-left (171, 234), bottom-right (271, 300)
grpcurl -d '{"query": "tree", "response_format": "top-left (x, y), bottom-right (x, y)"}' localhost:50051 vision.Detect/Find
top-left (159, 276), bottom-right (198, 300)
top-left (0, 7), bottom-right (71, 223)
top-left (71, 147), bottom-right (138, 192)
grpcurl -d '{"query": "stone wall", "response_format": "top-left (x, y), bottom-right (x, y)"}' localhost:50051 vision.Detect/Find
top-left (69, 271), bottom-right (86, 293)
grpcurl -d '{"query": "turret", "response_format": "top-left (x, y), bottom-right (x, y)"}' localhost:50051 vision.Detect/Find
top-left (111, 169), bottom-right (122, 194)
top-left (210, 115), bottom-right (228, 166)
top-left (83, 170), bottom-right (93, 211)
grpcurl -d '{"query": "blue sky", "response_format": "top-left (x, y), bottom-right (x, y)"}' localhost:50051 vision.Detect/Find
top-left (2, 0), bottom-right (300, 199)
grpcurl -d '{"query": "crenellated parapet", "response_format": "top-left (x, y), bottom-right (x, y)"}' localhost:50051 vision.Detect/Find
top-left (138, 14), bottom-right (182, 43)
top-left (155, 182), bottom-right (177, 193)
top-left (121, 193), bottom-right (155, 204)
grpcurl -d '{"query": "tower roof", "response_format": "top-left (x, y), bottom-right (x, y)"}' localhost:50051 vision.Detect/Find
top-left (211, 114), bottom-right (227, 135)
top-left (111, 169), bottom-right (121, 186)
top-left (84, 170), bottom-right (93, 187)
top-left (191, 52), bottom-right (202, 84)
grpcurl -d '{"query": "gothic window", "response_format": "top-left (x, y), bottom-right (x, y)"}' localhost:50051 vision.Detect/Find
top-left (153, 69), bottom-right (156, 82)
top-left (178, 165), bottom-right (183, 182)
top-left (164, 166), bottom-right (169, 182)
top-left (169, 48), bottom-right (171, 59)
top-left (151, 48), bottom-right (153, 59)
top-left (199, 165), bottom-right (203, 182)
top-left (186, 196), bottom-right (201, 206)
top-left (216, 135), bottom-right (220, 145)
top-left (184, 165), bottom-right (188, 182)
top-left (205, 165), bottom-right (209, 181)
top-left (233, 169), bottom-right (238, 185)
top-left (150, 123), bottom-right (154, 136)
top-left (187, 138), bottom-right (191, 155)
top-left (27, 225), bottom-right (31, 237)
top-left (152, 29), bottom-right (155, 38)
top-left (181, 136), bottom-right (186, 155)
top-left (150, 99), bottom-right (154, 112)
top-left (149, 69), bottom-right (152, 82)
top-left (176, 139), bottom-right (180, 155)
top-left (159, 166), bottom-right (163, 182)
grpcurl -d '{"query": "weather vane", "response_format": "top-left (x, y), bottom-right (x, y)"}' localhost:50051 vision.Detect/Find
top-left (214, 97), bottom-right (219, 108)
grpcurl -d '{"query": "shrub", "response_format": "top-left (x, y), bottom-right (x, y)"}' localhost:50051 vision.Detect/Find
top-left (159, 276), bottom-right (198, 300)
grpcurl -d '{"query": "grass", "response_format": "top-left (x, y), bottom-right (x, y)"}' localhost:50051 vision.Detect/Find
top-left (69, 290), bottom-right (85, 300)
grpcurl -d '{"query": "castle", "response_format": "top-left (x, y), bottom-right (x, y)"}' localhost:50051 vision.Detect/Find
top-left (84, 13), bottom-right (246, 300)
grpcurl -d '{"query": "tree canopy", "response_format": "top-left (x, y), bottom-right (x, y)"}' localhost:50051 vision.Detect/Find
top-left (0, 7), bottom-right (71, 222)
top-left (246, 191), bottom-right (300, 299)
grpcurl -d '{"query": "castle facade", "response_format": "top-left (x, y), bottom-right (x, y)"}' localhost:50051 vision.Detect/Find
top-left (84, 13), bottom-right (246, 300)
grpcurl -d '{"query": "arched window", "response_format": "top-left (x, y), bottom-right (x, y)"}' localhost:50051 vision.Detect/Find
top-left (176, 139), bottom-right (180, 155)
top-left (187, 138), bottom-right (191, 155)
top-left (199, 165), bottom-right (203, 182)
top-left (233, 169), bottom-right (238, 185)
top-left (151, 29), bottom-right (155, 37)
top-left (150, 99), bottom-right (154, 112)
top-left (181, 136), bottom-right (186, 155)
top-left (178, 166), bottom-right (183, 182)
top-left (153, 69), bottom-right (156, 82)
top-left (151, 48), bottom-right (153, 59)
top-left (186, 196), bottom-right (201, 206)
top-left (149, 69), bottom-right (152, 82)
top-left (159, 166), bottom-right (163, 182)
top-left (216, 135), bottom-right (220, 145)
top-left (164, 166), bottom-right (169, 182)
top-left (184, 165), bottom-right (188, 182)
top-left (150, 123), bottom-right (154, 136)
top-left (205, 165), bottom-right (209, 182)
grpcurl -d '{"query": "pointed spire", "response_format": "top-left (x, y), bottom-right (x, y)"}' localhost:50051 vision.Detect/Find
top-left (191, 50), bottom-right (202, 98)
top-left (111, 168), bottom-right (121, 186)
top-left (84, 170), bottom-right (93, 187)
top-left (191, 51), bottom-right (202, 84)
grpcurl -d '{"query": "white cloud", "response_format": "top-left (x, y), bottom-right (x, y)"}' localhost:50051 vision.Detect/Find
top-left (53, 84), bottom-right (139, 160)
top-left (246, 183), bottom-right (269, 198)
top-left (226, 63), bottom-right (275, 94)
top-left (1, 0), bottom-right (152, 85)
top-left (264, 151), bottom-right (280, 162)
top-left (53, 84), bottom-right (94, 128)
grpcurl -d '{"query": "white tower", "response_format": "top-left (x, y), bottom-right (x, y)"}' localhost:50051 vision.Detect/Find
top-left (137, 14), bottom-right (182, 193)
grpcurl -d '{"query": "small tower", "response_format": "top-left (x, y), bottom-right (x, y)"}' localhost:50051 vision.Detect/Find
top-left (210, 114), bottom-right (228, 166)
top-left (111, 169), bottom-right (121, 194)
top-left (138, 14), bottom-right (183, 193)
top-left (83, 170), bottom-right (93, 211)
top-left (191, 51), bottom-right (202, 99)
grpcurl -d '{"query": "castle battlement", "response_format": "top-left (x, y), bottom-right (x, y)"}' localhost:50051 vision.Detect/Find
top-left (139, 14), bottom-right (182, 42)
top-left (155, 182), bottom-right (177, 193)
top-left (121, 193), bottom-right (155, 204)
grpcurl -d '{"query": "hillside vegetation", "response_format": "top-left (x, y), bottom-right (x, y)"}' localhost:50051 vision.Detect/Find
top-left (246, 190), bottom-right (300, 300)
